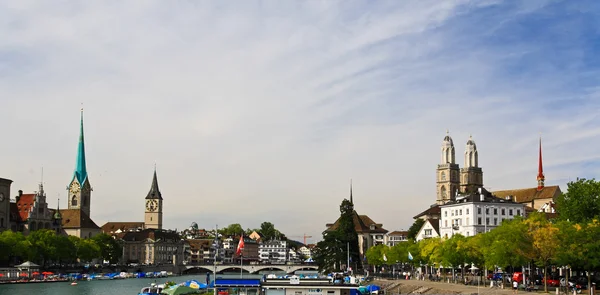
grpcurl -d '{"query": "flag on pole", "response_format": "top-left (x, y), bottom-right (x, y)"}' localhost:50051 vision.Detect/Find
top-left (383, 253), bottom-right (388, 262)
top-left (408, 251), bottom-right (413, 261)
top-left (236, 236), bottom-right (245, 256)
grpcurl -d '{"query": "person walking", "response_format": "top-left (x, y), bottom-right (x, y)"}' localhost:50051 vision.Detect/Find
top-left (513, 279), bottom-right (519, 294)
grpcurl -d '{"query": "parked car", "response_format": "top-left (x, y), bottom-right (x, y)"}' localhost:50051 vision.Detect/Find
top-left (543, 276), bottom-right (560, 287)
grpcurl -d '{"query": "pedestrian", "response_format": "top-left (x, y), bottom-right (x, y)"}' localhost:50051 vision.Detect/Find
top-left (513, 279), bottom-right (519, 294)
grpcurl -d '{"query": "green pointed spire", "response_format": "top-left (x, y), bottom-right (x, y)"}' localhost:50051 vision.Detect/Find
top-left (73, 109), bottom-right (88, 185)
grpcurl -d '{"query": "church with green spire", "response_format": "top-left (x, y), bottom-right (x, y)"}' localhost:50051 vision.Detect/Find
top-left (61, 109), bottom-right (100, 238)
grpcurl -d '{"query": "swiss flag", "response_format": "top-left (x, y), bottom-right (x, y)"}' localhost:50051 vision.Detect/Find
top-left (236, 236), bottom-right (245, 256)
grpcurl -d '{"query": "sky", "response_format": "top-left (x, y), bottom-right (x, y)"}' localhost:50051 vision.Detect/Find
top-left (1, 0), bottom-right (600, 244)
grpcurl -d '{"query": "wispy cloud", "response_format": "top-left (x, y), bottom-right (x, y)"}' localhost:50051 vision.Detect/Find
top-left (1, 0), bottom-right (599, 241)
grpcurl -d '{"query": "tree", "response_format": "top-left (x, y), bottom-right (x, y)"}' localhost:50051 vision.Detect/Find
top-left (365, 244), bottom-right (388, 266)
top-left (407, 219), bottom-right (425, 241)
top-left (524, 212), bottom-right (560, 292)
top-left (418, 237), bottom-right (443, 274)
top-left (54, 235), bottom-right (76, 264)
top-left (92, 233), bottom-right (123, 264)
top-left (76, 238), bottom-right (100, 263)
top-left (26, 229), bottom-right (59, 266)
top-left (0, 231), bottom-right (28, 266)
top-left (439, 234), bottom-right (468, 279)
top-left (260, 222), bottom-right (285, 240)
top-left (219, 224), bottom-right (244, 237)
top-left (556, 178), bottom-right (600, 223)
top-left (314, 199), bottom-right (360, 272)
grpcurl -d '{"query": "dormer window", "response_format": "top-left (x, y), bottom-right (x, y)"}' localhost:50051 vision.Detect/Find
top-left (370, 224), bottom-right (375, 230)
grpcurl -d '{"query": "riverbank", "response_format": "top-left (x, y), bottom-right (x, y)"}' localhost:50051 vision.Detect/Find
top-left (375, 278), bottom-right (541, 295)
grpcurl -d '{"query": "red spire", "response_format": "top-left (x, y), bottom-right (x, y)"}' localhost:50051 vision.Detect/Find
top-left (537, 136), bottom-right (545, 191)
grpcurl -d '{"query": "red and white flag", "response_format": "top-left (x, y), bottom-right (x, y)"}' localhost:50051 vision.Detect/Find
top-left (236, 236), bottom-right (245, 256)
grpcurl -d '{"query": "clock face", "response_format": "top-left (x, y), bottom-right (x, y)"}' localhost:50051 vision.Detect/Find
top-left (0, 193), bottom-right (4, 202)
top-left (70, 182), bottom-right (81, 194)
top-left (146, 200), bottom-right (157, 212)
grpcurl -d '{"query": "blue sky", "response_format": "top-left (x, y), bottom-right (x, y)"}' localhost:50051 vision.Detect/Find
top-left (1, 0), bottom-right (599, 242)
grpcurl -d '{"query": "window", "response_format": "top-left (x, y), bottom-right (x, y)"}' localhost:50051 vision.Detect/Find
top-left (424, 229), bottom-right (432, 235)
top-left (501, 208), bottom-right (506, 215)
top-left (493, 208), bottom-right (498, 215)
top-left (441, 171), bottom-right (446, 181)
top-left (459, 209), bottom-right (462, 215)
top-left (478, 207), bottom-right (481, 214)
top-left (466, 217), bottom-right (469, 226)
top-left (71, 195), bottom-right (77, 206)
top-left (444, 211), bottom-right (447, 217)
top-left (485, 208), bottom-right (489, 214)
top-left (466, 208), bottom-right (469, 214)
top-left (445, 220), bottom-right (448, 227)
top-left (451, 210), bottom-right (454, 216)
top-left (478, 217), bottom-right (482, 225)
top-left (517, 209), bottom-right (521, 216)
top-left (494, 218), bottom-right (498, 225)
top-left (486, 218), bottom-right (489, 225)
top-left (509, 209), bottom-right (513, 216)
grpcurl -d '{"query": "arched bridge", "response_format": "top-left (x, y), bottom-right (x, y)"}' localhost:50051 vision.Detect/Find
top-left (183, 264), bottom-right (318, 274)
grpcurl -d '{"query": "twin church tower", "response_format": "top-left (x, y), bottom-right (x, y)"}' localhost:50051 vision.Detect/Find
top-left (66, 109), bottom-right (164, 230)
top-left (436, 131), bottom-right (483, 205)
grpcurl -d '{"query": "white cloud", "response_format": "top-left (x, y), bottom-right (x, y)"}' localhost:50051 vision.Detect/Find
top-left (0, 0), bottom-right (598, 242)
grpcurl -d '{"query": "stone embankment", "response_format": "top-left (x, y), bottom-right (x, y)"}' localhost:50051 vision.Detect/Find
top-left (374, 279), bottom-right (524, 295)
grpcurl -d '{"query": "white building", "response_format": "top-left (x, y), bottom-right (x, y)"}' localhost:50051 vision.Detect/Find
top-left (297, 246), bottom-right (312, 258)
top-left (259, 240), bottom-right (288, 264)
top-left (415, 219), bottom-right (440, 242)
top-left (386, 231), bottom-right (409, 246)
top-left (439, 188), bottom-right (525, 238)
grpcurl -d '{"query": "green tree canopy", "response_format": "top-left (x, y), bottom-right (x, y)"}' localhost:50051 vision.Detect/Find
top-left (219, 224), bottom-right (244, 237)
top-left (556, 178), bottom-right (600, 223)
top-left (314, 199), bottom-right (360, 272)
top-left (92, 233), bottom-right (123, 264)
top-left (407, 219), bottom-right (425, 240)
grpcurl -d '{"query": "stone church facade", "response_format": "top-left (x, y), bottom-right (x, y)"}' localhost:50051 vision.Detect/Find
top-left (436, 132), bottom-right (484, 205)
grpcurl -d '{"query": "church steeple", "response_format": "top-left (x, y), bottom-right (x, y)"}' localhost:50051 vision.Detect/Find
top-left (350, 179), bottom-right (353, 205)
top-left (145, 167), bottom-right (162, 200)
top-left (73, 109), bottom-right (88, 185)
top-left (537, 136), bottom-right (545, 191)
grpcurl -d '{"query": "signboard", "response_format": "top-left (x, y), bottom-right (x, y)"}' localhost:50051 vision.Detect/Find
top-left (290, 276), bottom-right (300, 285)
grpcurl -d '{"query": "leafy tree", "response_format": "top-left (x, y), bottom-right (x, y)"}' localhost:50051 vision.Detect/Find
top-left (314, 199), bottom-right (360, 272)
top-left (418, 237), bottom-right (443, 272)
top-left (407, 219), bottom-right (425, 241)
top-left (556, 220), bottom-right (600, 292)
top-left (524, 213), bottom-right (560, 292)
top-left (92, 233), bottom-right (123, 264)
top-left (365, 244), bottom-right (388, 266)
top-left (439, 234), bottom-right (468, 279)
top-left (76, 238), bottom-right (100, 262)
top-left (389, 241), bottom-right (411, 264)
top-left (556, 178), bottom-right (600, 223)
top-left (219, 224), bottom-right (244, 237)
top-left (0, 231), bottom-right (28, 265)
top-left (260, 222), bottom-right (285, 240)
top-left (26, 229), bottom-right (58, 266)
top-left (54, 235), bottom-right (76, 264)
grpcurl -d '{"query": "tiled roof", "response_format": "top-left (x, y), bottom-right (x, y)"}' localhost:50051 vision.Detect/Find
top-left (16, 194), bottom-right (36, 222)
top-left (388, 230), bottom-right (408, 236)
top-left (101, 222), bottom-right (144, 233)
top-left (187, 239), bottom-right (212, 251)
top-left (492, 185), bottom-right (561, 204)
top-left (427, 219), bottom-right (440, 235)
top-left (326, 211), bottom-right (388, 234)
top-left (121, 229), bottom-right (181, 242)
top-left (413, 205), bottom-right (441, 219)
top-left (59, 209), bottom-right (100, 229)
top-left (9, 203), bottom-right (22, 222)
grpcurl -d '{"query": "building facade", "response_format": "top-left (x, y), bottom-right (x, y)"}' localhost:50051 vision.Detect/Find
top-left (0, 178), bottom-right (12, 231)
top-left (386, 231), bottom-right (408, 246)
top-left (259, 240), bottom-right (288, 264)
top-left (436, 132), bottom-right (484, 205)
top-left (415, 219), bottom-right (440, 241)
top-left (439, 188), bottom-right (525, 238)
top-left (121, 229), bottom-right (184, 265)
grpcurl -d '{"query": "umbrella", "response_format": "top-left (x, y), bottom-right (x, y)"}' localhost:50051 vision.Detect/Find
top-left (19, 273), bottom-right (29, 277)
top-left (162, 285), bottom-right (202, 295)
top-left (42, 271), bottom-right (54, 275)
top-left (32, 272), bottom-right (40, 275)
top-left (183, 280), bottom-right (207, 289)
top-left (0, 273), bottom-right (4, 277)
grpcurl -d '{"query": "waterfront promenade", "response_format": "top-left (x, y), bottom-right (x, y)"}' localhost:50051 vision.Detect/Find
top-left (376, 278), bottom-right (548, 295)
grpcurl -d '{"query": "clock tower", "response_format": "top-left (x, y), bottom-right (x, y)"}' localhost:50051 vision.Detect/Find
top-left (67, 109), bottom-right (92, 217)
top-left (144, 168), bottom-right (163, 229)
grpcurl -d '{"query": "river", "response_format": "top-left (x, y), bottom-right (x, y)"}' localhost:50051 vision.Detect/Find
top-left (0, 273), bottom-right (265, 295)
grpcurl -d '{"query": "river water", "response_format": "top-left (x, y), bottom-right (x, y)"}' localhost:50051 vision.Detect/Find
top-left (1, 274), bottom-right (216, 295)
